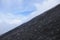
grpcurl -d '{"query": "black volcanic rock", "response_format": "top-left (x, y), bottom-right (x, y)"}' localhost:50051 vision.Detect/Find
top-left (0, 4), bottom-right (60, 40)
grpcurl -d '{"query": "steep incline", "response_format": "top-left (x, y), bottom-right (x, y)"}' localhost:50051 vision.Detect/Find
top-left (0, 4), bottom-right (60, 40)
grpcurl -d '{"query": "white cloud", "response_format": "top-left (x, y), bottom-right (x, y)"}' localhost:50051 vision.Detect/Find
top-left (0, 12), bottom-right (26, 35)
top-left (26, 0), bottom-right (60, 21)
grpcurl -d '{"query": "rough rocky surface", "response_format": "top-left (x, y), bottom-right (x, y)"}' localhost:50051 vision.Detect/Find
top-left (0, 4), bottom-right (60, 40)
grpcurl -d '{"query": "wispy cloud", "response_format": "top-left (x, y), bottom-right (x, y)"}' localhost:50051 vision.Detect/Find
top-left (0, 0), bottom-right (60, 35)
top-left (24, 0), bottom-right (60, 23)
top-left (0, 12), bottom-right (26, 35)
top-left (29, 0), bottom-right (60, 18)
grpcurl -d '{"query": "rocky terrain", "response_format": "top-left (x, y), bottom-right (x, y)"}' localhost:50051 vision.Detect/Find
top-left (0, 4), bottom-right (60, 40)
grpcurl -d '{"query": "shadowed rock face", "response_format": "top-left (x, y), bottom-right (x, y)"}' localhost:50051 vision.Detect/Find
top-left (0, 4), bottom-right (60, 40)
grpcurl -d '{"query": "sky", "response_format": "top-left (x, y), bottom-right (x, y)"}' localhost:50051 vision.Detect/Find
top-left (0, 0), bottom-right (60, 35)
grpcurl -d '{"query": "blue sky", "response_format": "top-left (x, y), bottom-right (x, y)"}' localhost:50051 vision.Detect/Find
top-left (0, 0), bottom-right (60, 35)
